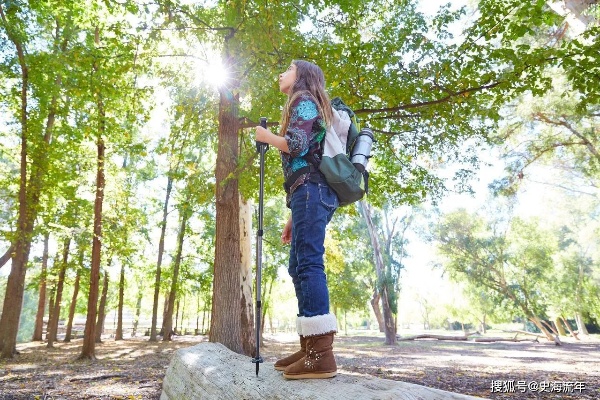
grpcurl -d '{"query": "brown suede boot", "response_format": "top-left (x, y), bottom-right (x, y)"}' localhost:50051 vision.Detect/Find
top-left (282, 332), bottom-right (337, 379)
top-left (274, 335), bottom-right (306, 371)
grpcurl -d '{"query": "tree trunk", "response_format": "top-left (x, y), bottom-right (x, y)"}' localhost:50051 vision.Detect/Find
top-left (64, 268), bottom-right (81, 343)
top-left (79, 26), bottom-right (106, 359)
top-left (575, 262), bottom-right (589, 335)
top-left (132, 283), bottom-right (143, 337)
top-left (209, 50), bottom-right (246, 354)
top-left (47, 237), bottom-right (71, 348)
top-left (529, 315), bottom-right (559, 344)
top-left (555, 316), bottom-right (567, 336)
top-left (0, 3), bottom-right (31, 359)
top-left (370, 290), bottom-right (384, 332)
top-left (163, 206), bottom-right (190, 341)
top-left (196, 295), bottom-right (201, 332)
top-left (32, 233), bottom-right (50, 341)
top-left (95, 269), bottom-right (110, 343)
top-left (115, 263), bottom-right (125, 340)
top-left (176, 298), bottom-right (181, 334)
top-left (361, 202), bottom-right (396, 345)
top-left (261, 275), bottom-right (275, 344)
top-left (80, 133), bottom-right (105, 355)
top-left (575, 312), bottom-right (589, 335)
top-left (0, 8), bottom-right (67, 357)
top-left (0, 245), bottom-right (14, 270)
top-left (180, 298), bottom-right (186, 333)
top-left (560, 316), bottom-right (579, 339)
top-left (239, 197), bottom-right (255, 355)
top-left (150, 175), bottom-right (173, 342)
top-left (46, 287), bottom-right (56, 342)
top-left (161, 294), bottom-right (169, 336)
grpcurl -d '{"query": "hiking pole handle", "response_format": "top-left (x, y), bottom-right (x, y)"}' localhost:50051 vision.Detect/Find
top-left (256, 117), bottom-right (269, 153)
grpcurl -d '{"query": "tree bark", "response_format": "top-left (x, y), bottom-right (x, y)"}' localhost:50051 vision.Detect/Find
top-left (555, 316), bottom-right (567, 336)
top-left (575, 262), bottom-right (589, 335)
top-left (47, 237), bottom-right (71, 348)
top-left (0, 245), bottom-right (14, 270)
top-left (209, 50), bottom-right (246, 354)
top-left (79, 134), bottom-right (105, 359)
top-left (574, 312), bottom-right (589, 335)
top-left (150, 175), bottom-right (172, 342)
top-left (175, 298), bottom-right (181, 334)
top-left (32, 233), bottom-right (50, 341)
top-left (163, 205), bottom-right (190, 341)
top-left (115, 263), bottom-right (125, 340)
top-left (95, 269), bottom-right (110, 343)
top-left (529, 315), bottom-right (560, 344)
top-left (560, 316), bottom-right (579, 339)
top-left (64, 268), bottom-right (81, 342)
top-left (132, 283), bottom-right (143, 337)
top-left (46, 287), bottom-right (56, 342)
top-left (0, 2), bottom-right (31, 359)
top-left (370, 290), bottom-right (384, 332)
top-left (239, 197), bottom-right (255, 355)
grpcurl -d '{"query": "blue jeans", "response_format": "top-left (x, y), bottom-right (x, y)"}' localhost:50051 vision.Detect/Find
top-left (288, 180), bottom-right (338, 317)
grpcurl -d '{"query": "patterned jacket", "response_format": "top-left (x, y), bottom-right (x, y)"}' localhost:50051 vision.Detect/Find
top-left (281, 92), bottom-right (326, 204)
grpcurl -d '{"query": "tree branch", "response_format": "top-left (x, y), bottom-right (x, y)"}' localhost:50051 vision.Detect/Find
top-left (354, 81), bottom-right (504, 116)
top-left (0, 245), bottom-right (14, 269)
top-left (160, 0), bottom-right (236, 37)
top-left (533, 112), bottom-right (600, 162)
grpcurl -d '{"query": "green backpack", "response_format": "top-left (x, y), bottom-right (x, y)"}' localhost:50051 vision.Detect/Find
top-left (319, 97), bottom-right (374, 206)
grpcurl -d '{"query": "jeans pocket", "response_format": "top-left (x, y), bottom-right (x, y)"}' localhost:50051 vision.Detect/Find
top-left (318, 182), bottom-right (339, 211)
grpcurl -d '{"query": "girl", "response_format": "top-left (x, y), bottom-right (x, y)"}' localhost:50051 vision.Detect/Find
top-left (255, 60), bottom-right (338, 379)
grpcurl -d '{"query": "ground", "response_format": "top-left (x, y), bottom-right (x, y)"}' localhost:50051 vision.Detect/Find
top-left (0, 331), bottom-right (598, 399)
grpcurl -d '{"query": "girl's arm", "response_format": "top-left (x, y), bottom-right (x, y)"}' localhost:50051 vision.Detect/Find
top-left (281, 216), bottom-right (292, 244)
top-left (255, 126), bottom-right (290, 153)
top-left (255, 96), bottom-right (319, 156)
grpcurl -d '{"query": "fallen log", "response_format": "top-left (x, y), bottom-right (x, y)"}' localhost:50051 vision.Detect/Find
top-left (471, 337), bottom-right (537, 343)
top-left (160, 342), bottom-right (483, 400)
top-left (397, 332), bottom-right (478, 341)
top-left (502, 330), bottom-right (546, 340)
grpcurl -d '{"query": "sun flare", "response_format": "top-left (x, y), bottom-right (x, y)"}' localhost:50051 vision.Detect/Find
top-left (201, 59), bottom-right (229, 89)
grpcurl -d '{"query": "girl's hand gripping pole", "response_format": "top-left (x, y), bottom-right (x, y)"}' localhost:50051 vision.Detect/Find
top-left (256, 117), bottom-right (269, 152)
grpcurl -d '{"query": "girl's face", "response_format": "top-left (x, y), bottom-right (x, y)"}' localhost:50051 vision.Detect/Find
top-left (279, 63), bottom-right (297, 94)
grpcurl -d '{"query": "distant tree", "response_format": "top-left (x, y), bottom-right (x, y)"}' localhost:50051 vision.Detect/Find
top-left (163, 195), bottom-right (192, 342)
top-left (64, 261), bottom-right (82, 343)
top-left (95, 268), bottom-right (110, 344)
top-left (435, 209), bottom-right (560, 342)
top-left (47, 237), bottom-right (71, 348)
top-left (32, 233), bottom-right (50, 341)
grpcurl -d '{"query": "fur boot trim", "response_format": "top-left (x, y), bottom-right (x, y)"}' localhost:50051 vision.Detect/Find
top-left (299, 313), bottom-right (337, 337)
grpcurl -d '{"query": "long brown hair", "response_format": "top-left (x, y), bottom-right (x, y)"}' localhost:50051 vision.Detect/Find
top-left (279, 60), bottom-right (333, 136)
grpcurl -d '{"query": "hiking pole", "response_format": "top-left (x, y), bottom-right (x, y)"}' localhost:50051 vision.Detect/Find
top-left (252, 117), bottom-right (268, 376)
